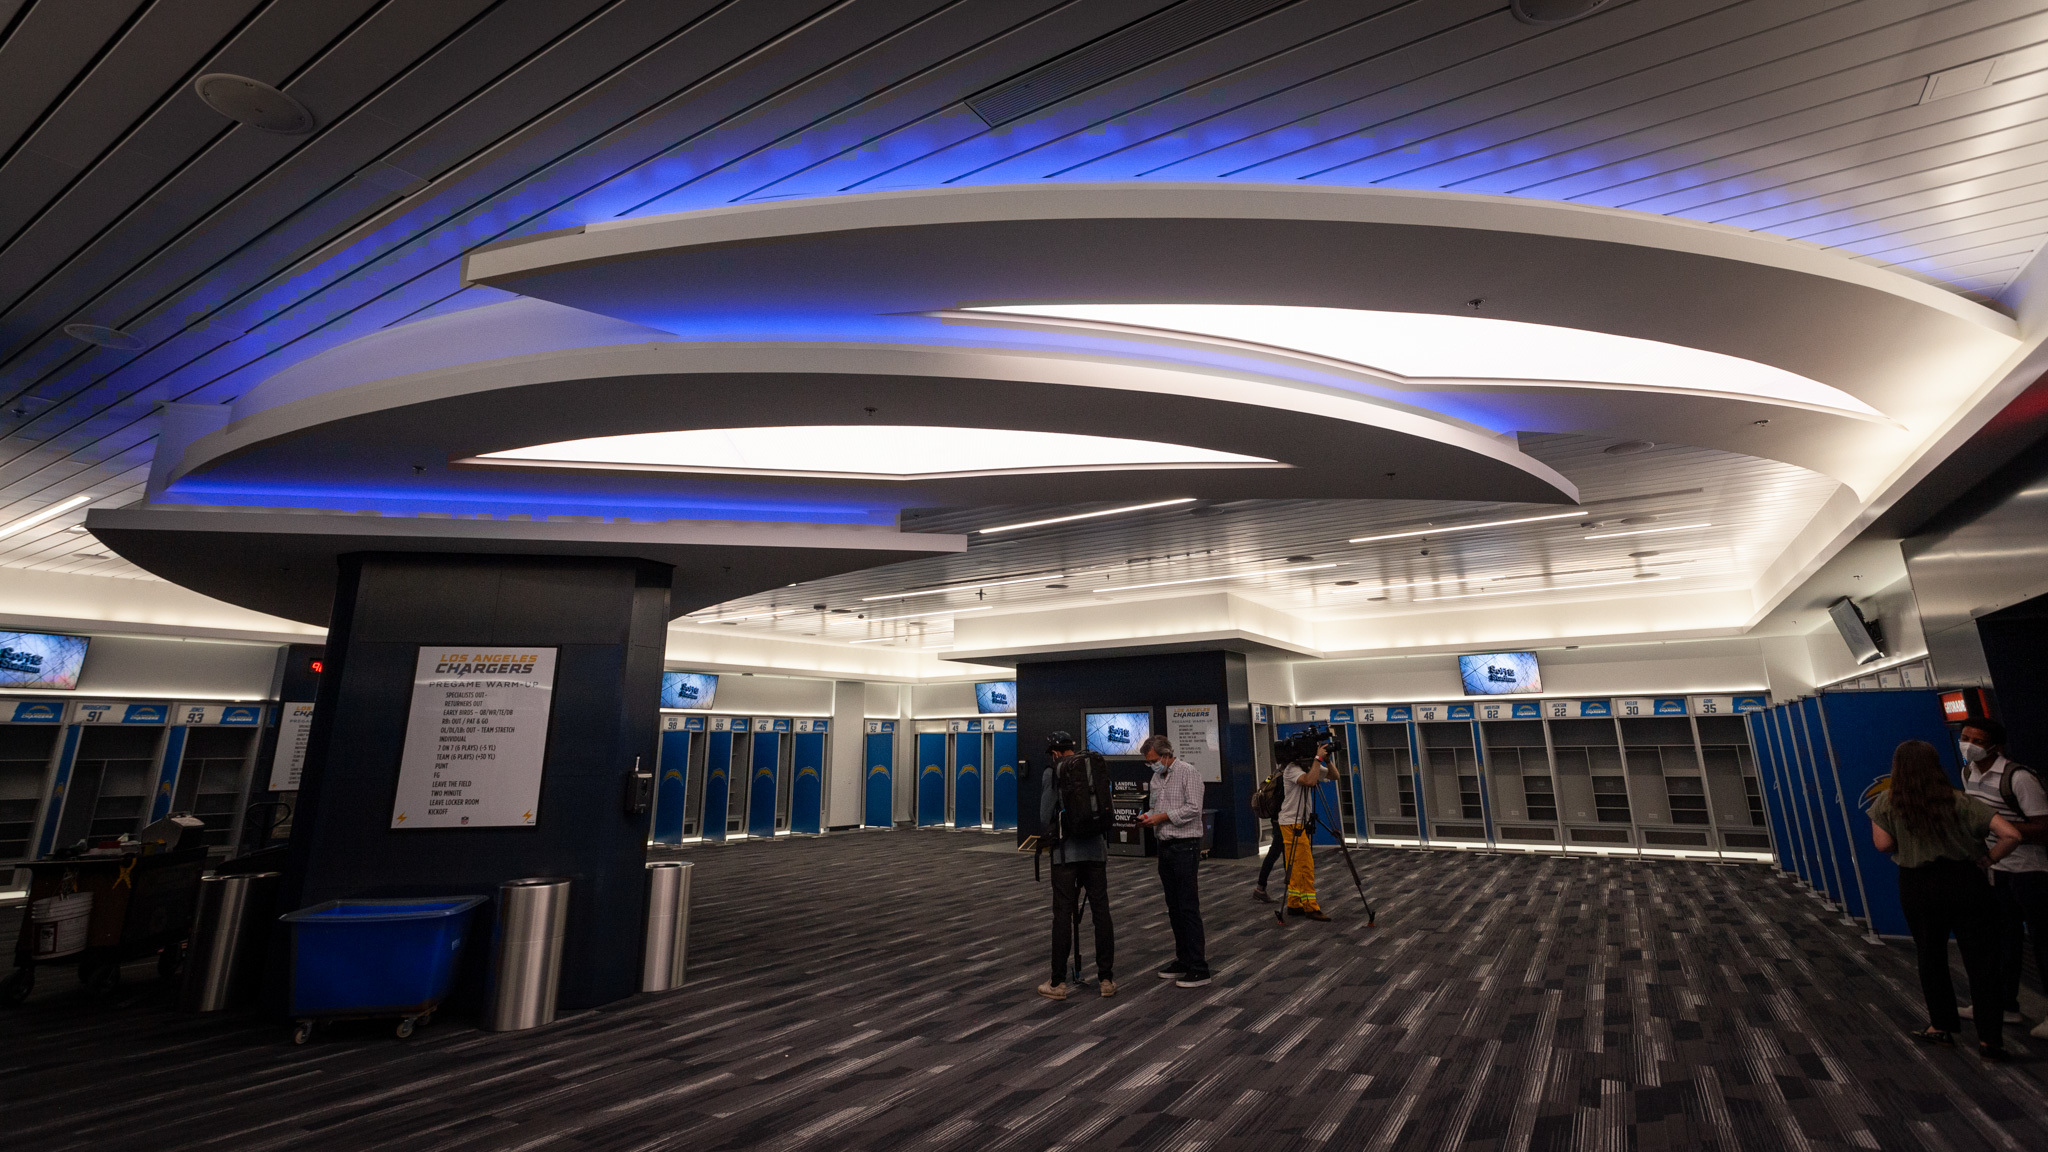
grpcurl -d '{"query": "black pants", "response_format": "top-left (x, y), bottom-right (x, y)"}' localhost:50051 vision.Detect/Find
top-left (1993, 869), bottom-right (2048, 1012)
top-left (1899, 857), bottom-right (2004, 1050)
top-left (1050, 860), bottom-right (1113, 985)
top-left (1156, 837), bottom-right (1208, 978)
top-left (1257, 817), bottom-right (1283, 888)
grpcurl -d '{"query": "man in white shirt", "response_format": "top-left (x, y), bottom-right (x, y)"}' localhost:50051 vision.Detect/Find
top-left (1959, 718), bottom-right (2048, 1038)
top-left (1139, 735), bottom-right (1208, 986)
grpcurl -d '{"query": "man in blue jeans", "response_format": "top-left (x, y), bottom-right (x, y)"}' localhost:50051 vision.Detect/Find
top-left (1140, 735), bottom-right (1210, 987)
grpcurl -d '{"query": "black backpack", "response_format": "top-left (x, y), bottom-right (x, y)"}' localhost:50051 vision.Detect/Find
top-left (1048, 752), bottom-right (1115, 843)
top-left (1997, 761), bottom-right (2048, 844)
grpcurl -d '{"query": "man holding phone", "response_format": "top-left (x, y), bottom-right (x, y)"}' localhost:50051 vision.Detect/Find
top-left (1140, 734), bottom-right (1210, 987)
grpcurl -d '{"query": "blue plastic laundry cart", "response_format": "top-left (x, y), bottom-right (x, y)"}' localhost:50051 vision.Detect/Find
top-left (280, 895), bottom-right (486, 1043)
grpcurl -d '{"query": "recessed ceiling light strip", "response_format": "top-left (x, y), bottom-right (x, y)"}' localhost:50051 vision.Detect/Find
top-left (1098, 563), bottom-right (1337, 593)
top-left (1348, 511), bottom-right (1581, 545)
top-left (861, 572), bottom-right (1070, 601)
top-left (860, 605), bottom-right (996, 624)
top-left (684, 607), bottom-right (806, 623)
top-left (977, 498), bottom-right (1196, 535)
top-left (1414, 575), bottom-right (1684, 602)
top-left (1582, 523), bottom-right (1711, 540)
top-left (0, 494), bottom-right (91, 540)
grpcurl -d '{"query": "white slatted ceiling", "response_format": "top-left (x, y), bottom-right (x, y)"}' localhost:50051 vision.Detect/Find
top-left (0, 0), bottom-right (2036, 608)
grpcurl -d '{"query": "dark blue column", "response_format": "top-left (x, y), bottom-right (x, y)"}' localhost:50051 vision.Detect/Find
top-left (280, 553), bottom-right (669, 1011)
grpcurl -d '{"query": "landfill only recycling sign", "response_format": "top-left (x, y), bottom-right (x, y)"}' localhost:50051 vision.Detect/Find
top-left (391, 647), bottom-right (557, 829)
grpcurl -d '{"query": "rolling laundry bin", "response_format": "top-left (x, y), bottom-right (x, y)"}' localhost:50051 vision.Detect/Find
top-left (281, 895), bottom-right (486, 1043)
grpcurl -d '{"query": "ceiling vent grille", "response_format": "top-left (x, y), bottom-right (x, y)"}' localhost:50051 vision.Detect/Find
top-left (966, 0), bottom-right (1300, 128)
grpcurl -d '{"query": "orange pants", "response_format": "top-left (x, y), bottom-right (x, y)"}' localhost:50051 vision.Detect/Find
top-left (1281, 822), bottom-right (1319, 912)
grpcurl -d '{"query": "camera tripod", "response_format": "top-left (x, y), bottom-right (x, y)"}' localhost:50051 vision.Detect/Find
top-left (1273, 777), bottom-right (1378, 928)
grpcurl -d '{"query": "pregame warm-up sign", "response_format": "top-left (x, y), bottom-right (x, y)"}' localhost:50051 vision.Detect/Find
top-left (391, 647), bottom-right (557, 829)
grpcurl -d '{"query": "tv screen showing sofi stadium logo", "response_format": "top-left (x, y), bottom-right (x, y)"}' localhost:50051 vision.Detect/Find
top-left (975, 680), bottom-right (1016, 714)
top-left (0, 630), bottom-right (90, 690)
top-left (1084, 710), bottom-right (1151, 757)
top-left (660, 671), bottom-right (719, 710)
top-left (1459, 651), bottom-right (1541, 696)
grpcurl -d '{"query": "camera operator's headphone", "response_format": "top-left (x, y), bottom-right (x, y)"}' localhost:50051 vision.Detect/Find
top-left (1045, 730), bottom-right (1077, 754)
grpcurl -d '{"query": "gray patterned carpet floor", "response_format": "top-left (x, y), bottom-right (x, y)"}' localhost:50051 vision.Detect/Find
top-left (5, 830), bottom-right (2048, 1151)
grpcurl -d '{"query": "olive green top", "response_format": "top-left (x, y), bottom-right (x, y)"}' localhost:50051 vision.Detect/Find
top-left (1869, 790), bottom-right (1995, 869)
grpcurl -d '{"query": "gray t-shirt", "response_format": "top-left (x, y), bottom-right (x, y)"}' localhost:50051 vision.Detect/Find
top-left (1039, 762), bottom-right (1105, 864)
top-left (1964, 757), bottom-right (2048, 873)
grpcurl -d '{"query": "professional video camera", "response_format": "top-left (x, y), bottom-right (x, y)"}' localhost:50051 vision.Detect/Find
top-left (1273, 722), bottom-right (1344, 769)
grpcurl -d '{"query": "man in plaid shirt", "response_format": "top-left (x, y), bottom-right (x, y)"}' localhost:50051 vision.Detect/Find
top-left (1139, 734), bottom-right (1210, 987)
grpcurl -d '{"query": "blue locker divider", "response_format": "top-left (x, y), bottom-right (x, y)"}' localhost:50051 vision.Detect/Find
top-left (748, 732), bottom-right (781, 837)
top-left (1469, 720), bottom-right (1498, 848)
top-left (864, 730), bottom-right (894, 827)
top-left (701, 731), bottom-right (733, 842)
top-left (1767, 708), bottom-right (1819, 883)
top-left (1786, 704), bottom-right (1848, 905)
top-left (790, 730), bottom-right (825, 834)
top-left (991, 730), bottom-right (1017, 830)
top-left (1796, 697), bottom-right (1862, 919)
top-left (1814, 689), bottom-right (1958, 937)
top-left (1747, 711), bottom-right (1801, 878)
top-left (147, 725), bottom-right (191, 824)
top-left (1278, 722), bottom-right (1341, 845)
top-left (1406, 722), bottom-right (1430, 845)
top-left (953, 732), bottom-right (983, 828)
top-left (651, 729), bottom-right (691, 844)
top-left (1341, 723), bottom-right (1366, 839)
top-left (916, 733), bottom-right (946, 826)
top-left (34, 725), bottom-right (84, 858)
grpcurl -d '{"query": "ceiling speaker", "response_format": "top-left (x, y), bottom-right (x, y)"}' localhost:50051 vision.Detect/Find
top-left (194, 73), bottom-right (315, 134)
top-left (1512, 0), bottom-right (1612, 24)
top-left (62, 323), bottom-right (144, 350)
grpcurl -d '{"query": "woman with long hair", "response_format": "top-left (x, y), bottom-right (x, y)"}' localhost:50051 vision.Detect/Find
top-left (1870, 739), bottom-right (2023, 1059)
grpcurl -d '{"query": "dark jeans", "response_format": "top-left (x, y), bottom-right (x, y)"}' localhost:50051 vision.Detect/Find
top-left (1156, 837), bottom-right (1208, 977)
top-left (1050, 860), bottom-right (1113, 985)
top-left (1899, 857), bottom-right (2004, 1050)
top-left (1257, 817), bottom-right (1283, 889)
top-left (1993, 869), bottom-right (2048, 1012)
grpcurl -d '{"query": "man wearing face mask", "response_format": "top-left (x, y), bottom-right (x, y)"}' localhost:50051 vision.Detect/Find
top-left (1139, 734), bottom-right (1209, 987)
top-left (1958, 718), bottom-right (2048, 1039)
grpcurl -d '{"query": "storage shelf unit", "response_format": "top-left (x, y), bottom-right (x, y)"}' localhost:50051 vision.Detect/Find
top-left (1283, 696), bottom-right (1772, 859)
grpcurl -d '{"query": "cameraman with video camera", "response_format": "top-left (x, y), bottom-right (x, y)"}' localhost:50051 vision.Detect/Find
top-left (1278, 729), bottom-right (1334, 921)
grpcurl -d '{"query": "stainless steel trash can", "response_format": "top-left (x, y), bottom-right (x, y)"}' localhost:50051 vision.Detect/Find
top-left (484, 876), bottom-right (569, 1032)
top-left (181, 871), bottom-right (280, 1012)
top-left (641, 861), bottom-right (692, 992)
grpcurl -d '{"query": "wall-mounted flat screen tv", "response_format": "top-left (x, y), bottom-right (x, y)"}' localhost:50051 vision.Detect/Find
top-left (0, 630), bottom-right (89, 690)
top-left (1084, 710), bottom-right (1151, 758)
top-left (1828, 597), bottom-right (1884, 665)
top-left (660, 671), bottom-right (719, 710)
top-left (975, 680), bottom-right (1016, 714)
top-left (1459, 651), bottom-right (1541, 696)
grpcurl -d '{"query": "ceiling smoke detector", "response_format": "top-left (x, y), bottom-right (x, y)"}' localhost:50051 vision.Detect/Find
top-left (194, 74), bottom-right (315, 134)
top-left (62, 323), bottom-right (144, 350)
top-left (1511, 0), bottom-right (1612, 25)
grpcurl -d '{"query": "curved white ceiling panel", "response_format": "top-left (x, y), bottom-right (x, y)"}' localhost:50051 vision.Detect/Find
top-left (960, 304), bottom-right (1889, 421)
top-left (470, 425), bottom-right (1282, 481)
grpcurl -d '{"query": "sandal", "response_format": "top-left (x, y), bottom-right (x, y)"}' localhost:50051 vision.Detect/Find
top-left (1909, 1026), bottom-right (1955, 1047)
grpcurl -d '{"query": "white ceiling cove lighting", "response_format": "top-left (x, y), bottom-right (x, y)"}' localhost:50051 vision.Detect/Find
top-left (466, 427), bottom-right (1277, 482)
top-left (861, 605), bottom-right (995, 624)
top-left (977, 498), bottom-right (1198, 535)
top-left (965, 304), bottom-right (1886, 420)
top-left (1583, 523), bottom-right (1711, 540)
top-left (1348, 511), bottom-right (1582, 545)
top-left (1099, 563), bottom-right (1337, 593)
top-left (1414, 574), bottom-right (1684, 602)
top-left (0, 494), bottom-right (91, 540)
top-left (862, 572), bottom-right (1067, 601)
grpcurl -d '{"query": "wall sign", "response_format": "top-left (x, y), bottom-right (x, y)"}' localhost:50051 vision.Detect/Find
top-left (1385, 705), bottom-right (1413, 722)
top-left (1166, 704), bottom-right (1223, 783)
top-left (269, 702), bottom-right (315, 791)
top-left (69, 701), bottom-right (118, 724)
top-left (179, 703), bottom-right (263, 726)
top-left (1615, 697), bottom-right (1653, 717)
top-left (1511, 702), bottom-right (1542, 719)
top-left (1476, 702), bottom-right (1511, 721)
top-left (866, 719), bottom-right (895, 734)
top-left (795, 718), bottom-right (828, 733)
top-left (390, 647), bottom-right (557, 829)
top-left (7, 700), bottom-right (62, 723)
top-left (1328, 708), bottom-right (1354, 723)
top-left (1414, 703), bottom-right (1452, 722)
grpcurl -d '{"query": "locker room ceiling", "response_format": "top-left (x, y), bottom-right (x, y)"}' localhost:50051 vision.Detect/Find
top-left (4, 0), bottom-right (2048, 661)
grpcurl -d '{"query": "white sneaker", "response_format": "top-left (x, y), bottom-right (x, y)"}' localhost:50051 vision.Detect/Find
top-left (1958, 1005), bottom-right (2023, 1024)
